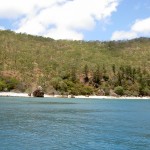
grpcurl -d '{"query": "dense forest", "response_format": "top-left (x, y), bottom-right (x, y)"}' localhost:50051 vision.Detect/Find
top-left (0, 30), bottom-right (150, 96)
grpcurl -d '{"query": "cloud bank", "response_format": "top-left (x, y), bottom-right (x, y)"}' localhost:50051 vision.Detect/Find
top-left (111, 17), bottom-right (150, 40)
top-left (0, 0), bottom-right (119, 40)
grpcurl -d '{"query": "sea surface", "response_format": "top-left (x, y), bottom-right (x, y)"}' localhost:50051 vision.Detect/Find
top-left (0, 97), bottom-right (150, 150)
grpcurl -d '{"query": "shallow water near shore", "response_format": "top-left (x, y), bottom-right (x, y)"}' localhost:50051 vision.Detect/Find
top-left (0, 97), bottom-right (150, 150)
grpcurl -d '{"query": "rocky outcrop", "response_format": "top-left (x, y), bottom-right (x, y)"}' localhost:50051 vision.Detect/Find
top-left (97, 89), bottom-right (105, 96)
top-left (33, 86), bottom-right (44, 97)
top-left (109, 89), bottom-right (118, 97)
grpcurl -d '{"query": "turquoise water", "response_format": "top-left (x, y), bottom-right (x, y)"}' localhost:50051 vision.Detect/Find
top-left (0, 97), bottom-right (150, 150)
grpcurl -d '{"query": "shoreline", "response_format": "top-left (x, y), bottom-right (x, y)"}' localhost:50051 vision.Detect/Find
top-left (0, 92), bottom-right (150, 99)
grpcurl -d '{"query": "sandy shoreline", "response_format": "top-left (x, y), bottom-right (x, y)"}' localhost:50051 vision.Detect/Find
top-left (0, 92), bottom-right (150, 99)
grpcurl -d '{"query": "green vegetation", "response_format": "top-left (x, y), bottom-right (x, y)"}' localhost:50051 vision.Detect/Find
top-left (0, 30), bottom-right (150, 96)
top-left (114, 86), bottom-right (124, 96)
top-left (0, 76), bottom-right (20, 91)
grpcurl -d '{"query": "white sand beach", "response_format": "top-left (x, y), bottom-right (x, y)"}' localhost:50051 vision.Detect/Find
top-left (75, 95), bottom-right (150, 99)
top-left (0, 92), bottom-right (150, 99)
top-left (0, 92), bottom-right (55, 98)
top-left (0, 92), bottom-right (29, 97)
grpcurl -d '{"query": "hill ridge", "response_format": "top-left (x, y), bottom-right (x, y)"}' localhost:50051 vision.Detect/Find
top-left (0, 30), bottom-right (150, 96)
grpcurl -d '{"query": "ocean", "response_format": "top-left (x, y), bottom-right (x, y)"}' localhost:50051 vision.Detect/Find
top-left (0, 97), bottom-right (150, 150)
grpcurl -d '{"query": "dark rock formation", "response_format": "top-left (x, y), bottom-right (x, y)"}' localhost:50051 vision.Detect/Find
top-left (28, 93), bottom-right (31, 97)
top-left (33, 86), bottom-right (44, 97)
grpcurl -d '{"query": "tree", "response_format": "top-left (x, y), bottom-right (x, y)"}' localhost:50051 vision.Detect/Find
top-left (117, 71), bottom-right (122, 86)
top-left (83, 64), bottom-right (89, 83)
top-left (132, 67), bottom-right (136, 83)
top-left (0, 80), bottom-right (6, 91)
top-left (5, 78), bottom-right (19, 91)
top-left (50, 77), bottom-right (62, 90)
top-left (70, 66), bottom-right (77, 83)
top-left (93, 65), bottom-right (101, 86)
top-left (58, 81), bottom-right (67, 92)
top-left (112, 64), bottom-right (116, 75)
top-left (114, 86), bottom-right (124, 96)
top-left (102, 64), bottom-right (107, 74)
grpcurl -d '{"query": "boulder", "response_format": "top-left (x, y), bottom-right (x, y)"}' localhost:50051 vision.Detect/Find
top-left (33, 86), bottom-right (44, 97)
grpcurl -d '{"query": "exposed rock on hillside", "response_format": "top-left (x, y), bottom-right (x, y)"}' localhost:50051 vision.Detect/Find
top-left (109, 89), bottom-right (118, 97)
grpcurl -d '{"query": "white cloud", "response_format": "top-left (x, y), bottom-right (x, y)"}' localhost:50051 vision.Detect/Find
top-left (0, 0), bottom-right (119, 40)
top-left (45, 27), bottom-right (83, 40)
top-left (111, 17), bottom-right (150, 40)
top-left (0, 26), bottom-right (5, 30)
top-left (131, 18), bottom-right (150, 34)
top-left (111, 31), bottom-right (137, 40)
top-left (0, 0), bottom-right (64, 19)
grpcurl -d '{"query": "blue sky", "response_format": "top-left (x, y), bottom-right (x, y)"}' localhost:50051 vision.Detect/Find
top-left (0, 0), bottom-right (150, 41)
top-left (84, 0), bottom-right (150, 41)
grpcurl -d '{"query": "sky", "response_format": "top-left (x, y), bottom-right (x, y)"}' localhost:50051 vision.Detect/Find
top-left (0, 0), bottom-right (150, 41)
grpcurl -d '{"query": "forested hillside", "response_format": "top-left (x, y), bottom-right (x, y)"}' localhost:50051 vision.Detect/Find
top-left (0, 30), bottom-right (150, 96)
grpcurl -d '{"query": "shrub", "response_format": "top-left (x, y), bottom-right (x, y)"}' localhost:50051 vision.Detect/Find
top-left (50, 77), bottom-right (62, 90)
top-left (139, 86), bottom-right (150, 96)
top-left (58, 81), bottom-right (67, 92)
top-left (5, 78), bottom-right (19, 91)
top-left (114, 86), bottom-right (124, 96)
top-left (79, 85), bottom-right (93, 95)
top-left (103, 75), bottom-right (109, 81)
top-left (0, 80), bottom-right (6, 91)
